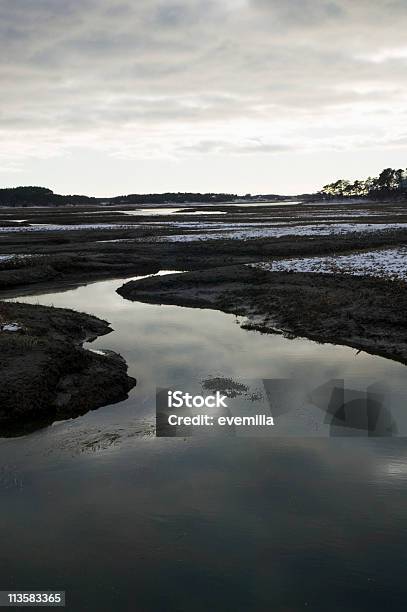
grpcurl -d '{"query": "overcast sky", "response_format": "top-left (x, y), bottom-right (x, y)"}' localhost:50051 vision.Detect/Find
top-left (1, 0), bottom-right (407, 196)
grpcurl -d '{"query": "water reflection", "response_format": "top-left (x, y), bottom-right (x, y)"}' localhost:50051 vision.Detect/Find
top-left (1, 276), bottom-right (407, 611)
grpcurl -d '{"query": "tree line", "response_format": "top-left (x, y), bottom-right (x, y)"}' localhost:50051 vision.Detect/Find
top-left (0, 187), bottom-right (96, 206)
top-left (0, 186), bottom-right (238, 206)
top-left (319, 167), bottom-right (407, 200)
top-left (113, 192), bottom-right (237, 204)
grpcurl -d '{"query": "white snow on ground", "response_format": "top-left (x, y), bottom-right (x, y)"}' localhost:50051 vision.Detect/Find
top-left (289, 211), bottom-right (407, 218)
top-left (1, 217), bottom-right (406, 242)
top-left (153, 221), bottom-right (290, 229)
top-left (0, 224), bottom-right (134, 233)
top-left (97, 239), bottom-right (135, 243)
top-left (1, 323), bottom-right (22, 332)
top-left (0, 254), bottom-right (39, 262)
top-left (250, 248), bottom-right (407, 281)
top-left (146, 222), bottom-right (407, 242)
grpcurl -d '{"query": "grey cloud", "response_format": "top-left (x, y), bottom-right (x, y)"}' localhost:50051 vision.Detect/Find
top-left (251, 0), bottom-right (347, 26)
top-left (179, 139), bottom-right (292, 155)
top-left (153, 2), bottom-right (203, 27)
top-left (0, 0), bottom-right (406, 161)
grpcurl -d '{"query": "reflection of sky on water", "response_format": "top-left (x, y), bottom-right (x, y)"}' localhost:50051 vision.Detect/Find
top-left (7, 273), bottom-right (407, 440)
top-left (13, 274), bottom-right (407, 426)
top-left (2, 437), bottom-right (407, 611)
top-left (2, 276), bottom-right (407, 610)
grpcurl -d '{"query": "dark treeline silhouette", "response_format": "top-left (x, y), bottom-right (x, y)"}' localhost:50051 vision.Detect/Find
top-left (112, 192), bottom-right (237, 204)
top-left (320, 167), bottom-right (407, 200)
top-left (2, 170), bottom-right (407, 207)
top-left (0, 187), bottom-right (97, 206)
top-left (0, 186), bottom-right (238, 207)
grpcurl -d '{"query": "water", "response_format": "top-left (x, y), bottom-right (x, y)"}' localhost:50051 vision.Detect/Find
top-left (1, 275), bottom-right (407, 611)
top-left (103, 201), bottom-right (302, 215)
top-left (117, 207), bottom-right (184, 216)
top-left (117, 208), bottom-right (227, 216)
top-left (225, 199), bottom-right (302, 207)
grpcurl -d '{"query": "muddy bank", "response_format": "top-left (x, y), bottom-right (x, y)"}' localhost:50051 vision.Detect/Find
top-left (0, 301), bottom-right (135, 436)
top-left (118, 266), bottom-right (407, 364)
top-left (0, 252), bottom-right (160, 292)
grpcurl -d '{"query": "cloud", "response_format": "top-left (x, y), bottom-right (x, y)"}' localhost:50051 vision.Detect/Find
top-left (0, 0), bottom-right (406, 184)
top-left (179, 138), bottom-right (292, 155)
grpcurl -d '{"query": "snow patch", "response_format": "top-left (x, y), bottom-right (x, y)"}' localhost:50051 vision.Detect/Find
top-left (0, 224), bottom-right (134, 233)
top-left (146, 222), bottom-right (407, 242)
top-left (250, 247), bottom-right (407, 281)
top-left (1, 323), bottom-right (22, 332)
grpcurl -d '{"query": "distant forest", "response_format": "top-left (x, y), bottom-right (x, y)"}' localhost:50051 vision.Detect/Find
top-left (320, 167), bottom-right (407, 200)
top-left (1, 169), bottom-right (407, 206)
top-left (0, 186), bottom-right (238, 207)
top-left (0, 187), bottom-right (97, 206)
top-left (114, 192), bottom-right (238, 204)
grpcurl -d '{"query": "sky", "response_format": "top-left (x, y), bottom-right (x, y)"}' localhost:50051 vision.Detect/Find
top-left (1, 0), bottom-right (407, 196)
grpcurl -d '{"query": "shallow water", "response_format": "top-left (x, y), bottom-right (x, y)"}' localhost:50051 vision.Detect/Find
top-left (1, 275), bottom-right (407, 610)
top-left (117, 207), bottom-right (184, 216)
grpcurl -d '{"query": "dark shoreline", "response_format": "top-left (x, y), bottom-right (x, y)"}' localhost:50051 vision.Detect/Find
top-left (118, 266), bottom-right (407, 366)
top-left (0, 301), bottom-right (136, 436)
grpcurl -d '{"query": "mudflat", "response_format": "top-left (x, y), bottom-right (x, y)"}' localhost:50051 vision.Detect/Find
top-left (118, 265), bottom-right (407, 365)
top-left (0, 301), bottom-right (135, 435)
top-left (1, 200), bottom-right (407, 294)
